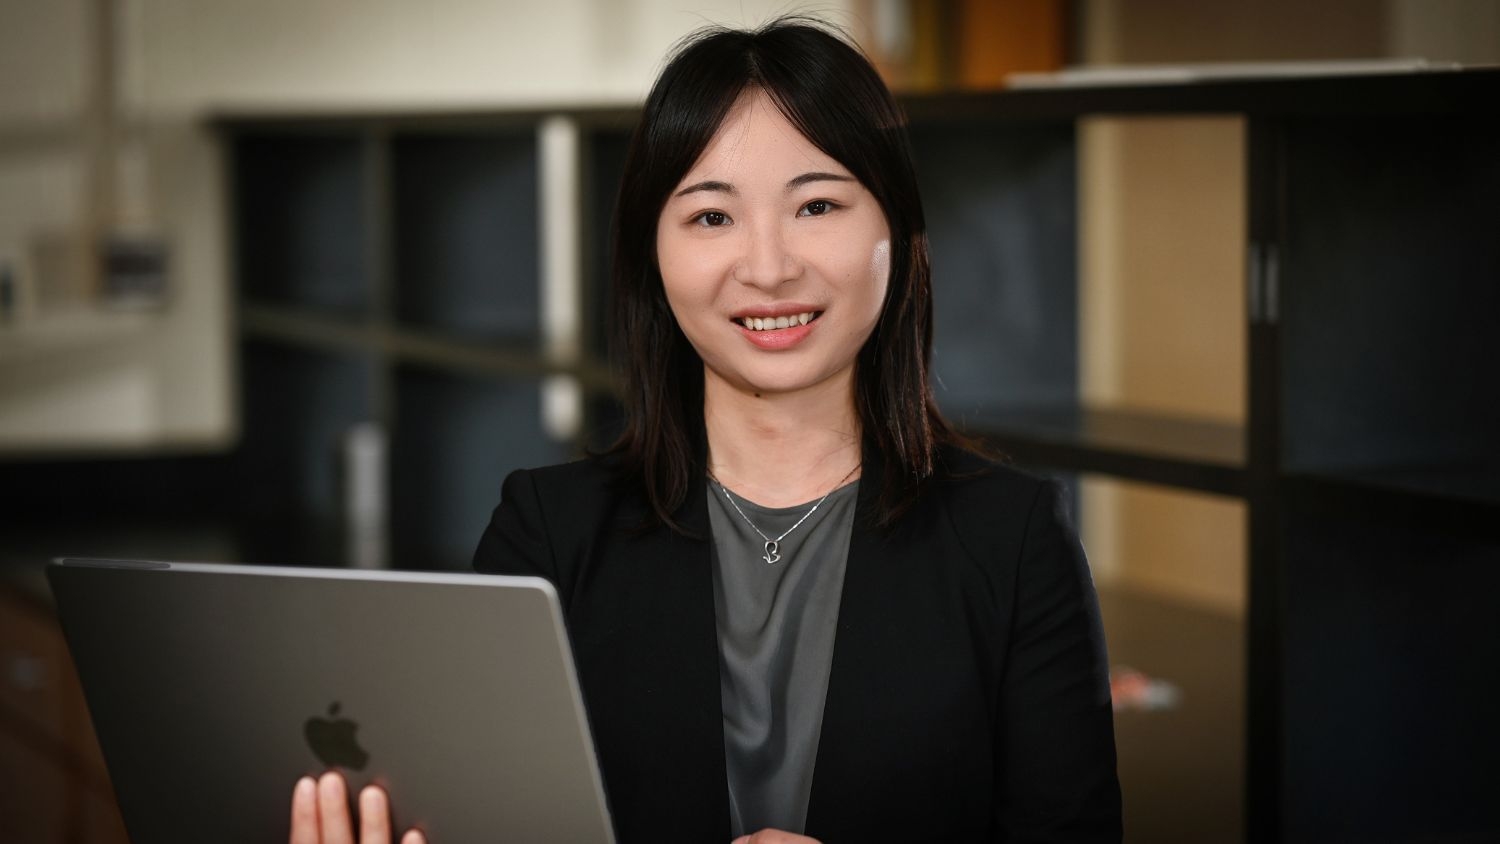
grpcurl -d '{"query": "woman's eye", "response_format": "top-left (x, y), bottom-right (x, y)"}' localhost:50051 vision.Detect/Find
top-left (799, 200), bottom-right (835, 217)
top-left (694, 211), bottom-right (730, 227)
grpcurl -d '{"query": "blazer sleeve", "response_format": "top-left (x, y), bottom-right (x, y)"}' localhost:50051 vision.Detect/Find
top-left (471, 468), bottom-right (559, 584)
top-left (993, 479), bottom-right (1122, 842)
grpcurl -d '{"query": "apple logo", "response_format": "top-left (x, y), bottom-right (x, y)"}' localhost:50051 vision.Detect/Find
top-left (304, 701), bottom-right (370, 770)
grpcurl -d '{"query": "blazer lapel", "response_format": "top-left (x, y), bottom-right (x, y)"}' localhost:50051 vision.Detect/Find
top-left (804, 441), bottom-right (901, 833)
top-left (577, 471), bottom-right (729, 841)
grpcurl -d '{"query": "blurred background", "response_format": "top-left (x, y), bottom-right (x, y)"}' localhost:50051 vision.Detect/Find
top-left (2, 1), bottom-right (1497, 841)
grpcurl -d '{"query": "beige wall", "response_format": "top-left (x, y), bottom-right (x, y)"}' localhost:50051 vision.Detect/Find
top-left (122, 0), bottom-right (866, 113)
top-left (1078, 115), bottom-right (1248, 616)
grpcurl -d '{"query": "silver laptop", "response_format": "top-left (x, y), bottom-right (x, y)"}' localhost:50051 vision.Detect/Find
top-left (47, 558), bottom-right (615, 843)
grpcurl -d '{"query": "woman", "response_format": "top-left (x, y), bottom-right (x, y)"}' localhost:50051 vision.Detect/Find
top-left (291, 17), bottom-right (1120, 844)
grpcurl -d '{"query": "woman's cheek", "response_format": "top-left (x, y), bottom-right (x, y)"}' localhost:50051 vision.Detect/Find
top-left (870, 239), bottom-right (891, 292)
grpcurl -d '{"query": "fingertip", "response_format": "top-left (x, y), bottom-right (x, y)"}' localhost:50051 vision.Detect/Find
top-left (401, 830), bottom-right (427, 844)
top-left (360, 784), bottom-right (386, 813)
top-left (318, 770), bottom-right (344, 800)
top-left (295, 775), bottom-right (315, 799)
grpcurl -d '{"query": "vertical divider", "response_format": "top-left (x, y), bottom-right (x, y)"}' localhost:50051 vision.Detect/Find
top-left (538, 115), bottom-right (583, 444)
top-left (365, 126), bottom-right (395, 429)
top-left (1245, 115), bottom-right (1286, 842)
top-left (357, 126), bottom-right (393, 569)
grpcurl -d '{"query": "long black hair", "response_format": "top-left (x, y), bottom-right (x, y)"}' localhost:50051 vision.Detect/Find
top-left (608, 16), bottom-right (962, 531)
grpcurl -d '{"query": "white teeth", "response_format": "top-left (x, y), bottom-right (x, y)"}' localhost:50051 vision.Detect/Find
top-left (739, 311), bottom-right (818, 331)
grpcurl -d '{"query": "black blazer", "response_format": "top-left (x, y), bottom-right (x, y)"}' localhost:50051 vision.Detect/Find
top-left (472, 444), bottom-right (1121, 843)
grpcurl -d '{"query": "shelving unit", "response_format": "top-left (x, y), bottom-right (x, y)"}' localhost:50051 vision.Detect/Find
top-left (216, 68), bottom-right (1500, 842)
top-left (225, 109), bottom-right (637, 573)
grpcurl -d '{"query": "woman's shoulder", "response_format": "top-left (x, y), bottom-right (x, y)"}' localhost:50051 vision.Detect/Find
top-left (930, 443), bottom-right (1076, 560)
top-left (508, 451), bottom-right (636, 508)
top-left (516, 451), bottom-right (619, 484)
top-left (934, 442), bottom-right (1055, 504)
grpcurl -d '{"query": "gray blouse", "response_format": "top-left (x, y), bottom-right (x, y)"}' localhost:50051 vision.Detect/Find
top-left (706, 478), bottom-right (859, 836)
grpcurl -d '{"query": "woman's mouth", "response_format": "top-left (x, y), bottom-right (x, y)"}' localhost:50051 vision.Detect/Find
top-left (734, 311), bottom-right (822, 331)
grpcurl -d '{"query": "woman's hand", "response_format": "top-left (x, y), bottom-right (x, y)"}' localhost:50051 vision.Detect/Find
top-left (732, 830), bottom-right (821, 844)
top-left (289, 771), bottom-right (426, 844)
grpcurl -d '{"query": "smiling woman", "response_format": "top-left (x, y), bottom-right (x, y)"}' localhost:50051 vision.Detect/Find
top-left (611, 18), bottom-right (944, 525)
top-left (293, 15), bottom-right (1121, 844)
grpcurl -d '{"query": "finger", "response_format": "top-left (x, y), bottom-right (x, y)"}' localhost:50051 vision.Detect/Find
top-left (318, 771), bottom-right (355, 844)
top-left (400, 830), bottom-right (427, 844)
top-left (359, 785), bottom-right (392, 844)
top-left (289, 776), bottom-right (319, 844)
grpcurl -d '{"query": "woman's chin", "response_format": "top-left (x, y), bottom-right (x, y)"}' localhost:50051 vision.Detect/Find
top-left (707, 364), bottom-right (853, 401)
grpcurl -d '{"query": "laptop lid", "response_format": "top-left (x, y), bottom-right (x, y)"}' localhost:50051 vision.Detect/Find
top-left (47, 558), bottom-right (615, 843)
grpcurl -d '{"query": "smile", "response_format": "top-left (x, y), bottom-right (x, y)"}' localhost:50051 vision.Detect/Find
top-left (735, 311), bottom-right (822, 331)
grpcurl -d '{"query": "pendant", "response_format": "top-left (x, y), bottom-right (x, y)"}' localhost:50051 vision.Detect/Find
top-left (762, 540), bottom-right (781, 565)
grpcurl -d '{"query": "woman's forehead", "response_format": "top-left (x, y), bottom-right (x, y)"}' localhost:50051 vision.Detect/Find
top-left (679, 88), bottom-right (850, 186)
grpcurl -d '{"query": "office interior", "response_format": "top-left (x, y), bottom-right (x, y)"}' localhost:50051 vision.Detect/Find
top-left (1, 1), bottom-right (1497, 841)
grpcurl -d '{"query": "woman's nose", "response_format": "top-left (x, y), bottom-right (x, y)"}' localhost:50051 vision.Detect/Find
top-left (732, 221), bottom-right (800, 289)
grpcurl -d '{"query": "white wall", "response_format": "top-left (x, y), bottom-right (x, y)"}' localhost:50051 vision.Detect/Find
top-left (124, 0), bottom-right (861, 113)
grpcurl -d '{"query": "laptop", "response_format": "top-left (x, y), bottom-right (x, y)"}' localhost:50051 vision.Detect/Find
top-left (47, 557), bottom-right (615, 843)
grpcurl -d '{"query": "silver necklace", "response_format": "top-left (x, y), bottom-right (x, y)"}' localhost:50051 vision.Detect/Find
top-left (710, 464), bottom-right (859, 565)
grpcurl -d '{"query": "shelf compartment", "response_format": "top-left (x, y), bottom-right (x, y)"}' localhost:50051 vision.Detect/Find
top-left (235, 340), bottom-right (377, 563)
top-left (232, 134), bottom-right (371, 315)
top-left (1281, 114), bottom-right (1500, 507)
top-left (389, 365), bottom-right (571, 571)
top-left (1281, 497), bottom-right (1500, 842)
top-left (391, 132), bottom-right (539, 342)
top-left (582, 127), bottom-right (632, 360)
top-left (908, 120), bottom-right (1079, 415)
top-left (241, 303), bottom-right (614, 391)
top-left (1098, 585), bottom-right (1244, 843)
top-left (1078, 471), bottom-right (1247, 842)
top-left (961, 404), bottom-right (1246, 496)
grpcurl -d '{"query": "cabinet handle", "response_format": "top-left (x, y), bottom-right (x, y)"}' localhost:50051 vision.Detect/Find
top-left (1264, 243), bottom-right (1280, 324)
top-left (1248, 243), bottom-right (1263, 324)
top-left (1247, 241), bottom-right (1281, 326)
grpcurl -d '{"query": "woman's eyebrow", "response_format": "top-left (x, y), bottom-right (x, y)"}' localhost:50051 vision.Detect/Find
top-left (672, 172), bottom-right (855, 199)
top-left (674, 180), bottom-right (735, 198)
top-left (785, 171), bottom-right (854, 191)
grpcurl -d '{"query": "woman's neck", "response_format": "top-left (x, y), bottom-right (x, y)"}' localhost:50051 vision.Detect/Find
top-left (703, 368), bottom-right (863, 508)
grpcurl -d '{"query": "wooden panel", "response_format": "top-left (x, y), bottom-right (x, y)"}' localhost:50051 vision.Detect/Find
top-left (956, 0), bottom-right (1065, 88)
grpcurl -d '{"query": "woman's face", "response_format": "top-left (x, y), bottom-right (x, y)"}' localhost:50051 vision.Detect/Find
top-left (656, 88), bottom-right (891, 399)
